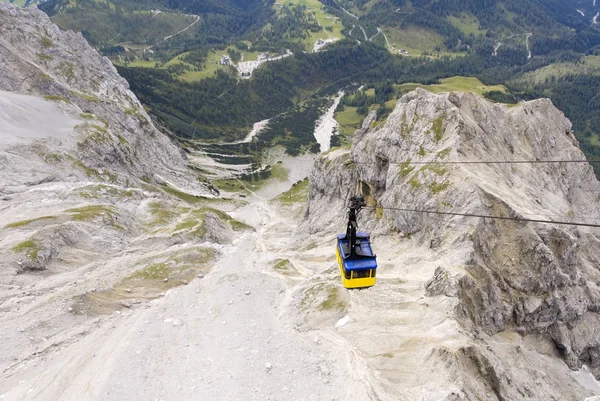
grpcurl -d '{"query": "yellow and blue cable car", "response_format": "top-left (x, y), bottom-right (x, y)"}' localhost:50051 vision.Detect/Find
top-left (336, 197), bottom-right (377, 289)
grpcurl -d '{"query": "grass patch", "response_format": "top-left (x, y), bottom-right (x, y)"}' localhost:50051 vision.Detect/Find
top-left (38, 53), bottom-right (53, 61)
top-left (438, 147), bottom-right (451, 159)
top-left (421, 164), bottom-right (448, 176)
top-left (6, 216), bottom-right (56, 228)
top-left (408, 176), bottom-right (422, 189)
top-left (273, 258), bottom-right (292, 272)
top-left (428, 181), bottom-right (450, 194)
top-left (11, 239), bottom-right (40, 260)
top-left (66, 205), bottom-right (120, 227)
top-left (44, 95), bottom-right (70, 103)
top-left (381, 25), bottom-right (459, 57)
top-left (447, 13), bottom-right (486, 37)
top-left (124, 107), bottom-right (140, 116)
top-left (398, 76), bottom-right (507, 97)
top-left (275, 178), bottom-right (309, 205)
top-left (72, 160), bottom-right (118, 182)
top-left (300, 282), bottom-right (346, 312)
top-left (148, 201), bottom-right (182, 225)
top-left (44, 153), bottom-right (66, 163)
top-left (161, 185), bottom-right (208, 204)
top-left (39, 72), bottom-right (52, 82)
top-left (319, 286), bottom-right (345, 311)
top-left (431, 113), bottom-right (445, 142)
top-left (335, 105), bottom-right (364, 137)
top-left (399, 160), bottom-right (414, 178)
top-left (192, 207), bottom-right (253, 232)
top-left (123, 248), bottom-right (216, 282)
top-left (73, 92), bottom-right (101, 102)
top-left (78, 129), bottom-right (112, 149)
top-left (270, 163), bottom-right (289, 181)
top-left (77, 184), bottom-right (135, 199)
top-left (510, 56), bottom-right (600, 87)
top-left (40, 35), bottom-right (53, 48)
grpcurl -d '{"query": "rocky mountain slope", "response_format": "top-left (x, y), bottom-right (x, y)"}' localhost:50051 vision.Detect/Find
top-left (0, 2), bottom-right (244, 386)
top-left (0, 5), bottom-right (359, 401)
top-left (306, 88), bottom-right (600, 400)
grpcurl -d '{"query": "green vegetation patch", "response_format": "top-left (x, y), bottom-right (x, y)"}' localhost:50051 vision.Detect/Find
top-left (123, 247), bottom-right (216, 283)
top-left (77, 184), bottom-right (135, 199)
top-left (192, 207), bottom-right (253, 232)
top-left (431, 113), bottom-right (445, 142)
top-left (399, 160), bottom-right (414, 178)
top-left (6, 216), bottom-right (57, 228)
top-left (40, 35), bottom-right (53, 48)
top-left (447, 13), bottom-right (486, 37)
top-left (73, 91), bottom-right (101, 103)
top-left (300, 282), bottom-right (346, 313)
top-left (428, 181), bottom-right (450, 194)
top-left (510, 56), bottom-right (600, 87)
top-left (38, 53), bottom-right (53, 61)
top-left (273, 258), bottom-right (292, 272)
top-left (78, 129), bottom-right (112, 149)
top-left (319, 286), bottom-right (345, 311)
top-left (381, 25), bottom-right (457, 58)
top-left (148, 201), bottom-right (183, 226)
top-left (335, 105), bottom-right (364, 137)
top-left (44, 95), bottom-right (70, 103)
top-left (39, 72), bottom-right (52, 82)
top-left (437, 148), bottom-right (451, 159)
top-left (408, 176), bottom-right (422, 189)
top-left (275, 178), bottom-right (309, 205)
top-left (44, 153), bottom-right (66, 163)
top-left (398, 77), bottom-right (507, 97)
top-left (11, 239), bottom-right (40, 260)
top-left (72, 160), bottom-right (118, 182)
top-left (66, 205), bottom-right (120, 227)
top-left (421, 163), bottom-right (448, 176)
top-left (161, 185), bottom-right (210, 204)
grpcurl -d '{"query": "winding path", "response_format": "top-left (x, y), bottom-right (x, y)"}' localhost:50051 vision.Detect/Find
top-left (493, 42), bottom-right (502, 56)
top-left (526, 32), bottom-right (532, 59)
top-left (144, 14), bottom-right (200, 51)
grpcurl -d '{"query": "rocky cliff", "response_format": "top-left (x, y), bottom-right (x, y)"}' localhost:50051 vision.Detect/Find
top-left (0, 2), bottom-right (245, 380)
top-left (0, 3), bottom-right (209, 191)
top-left (307, 88), bottom-right (600, 400)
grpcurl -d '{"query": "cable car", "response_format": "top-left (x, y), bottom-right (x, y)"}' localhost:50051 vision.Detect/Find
top-left (336, 196), bottom-right (377, 289)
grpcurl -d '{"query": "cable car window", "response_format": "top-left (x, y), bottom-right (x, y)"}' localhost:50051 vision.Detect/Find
top-left (344, 268), bottom-right (352, 280)
top-left (371, 269), bottom-right (376, 277)
top-left (353, 269), bottom-right (371, 279)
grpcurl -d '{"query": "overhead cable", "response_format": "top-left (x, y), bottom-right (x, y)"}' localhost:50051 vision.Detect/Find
top-left (367, 205), bottom-right (600, 228)
top-left (352, 159), bottom-right (600, 165)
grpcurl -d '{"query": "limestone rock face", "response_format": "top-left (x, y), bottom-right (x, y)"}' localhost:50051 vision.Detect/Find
top-left (307, 88), bottom-right (600, 399)
top-left (0, 2), bottom-right (211, 194)
top-left (0, 3), bottom-right (244, 382)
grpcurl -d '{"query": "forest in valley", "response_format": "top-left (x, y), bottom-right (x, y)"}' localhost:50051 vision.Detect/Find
top-left (41, 0), bottom-right (600, 176)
